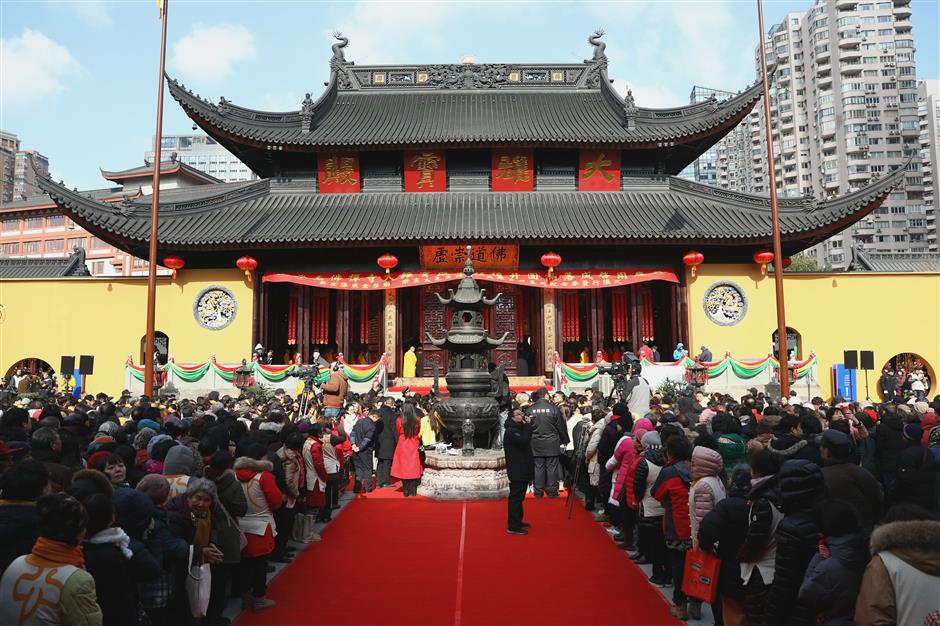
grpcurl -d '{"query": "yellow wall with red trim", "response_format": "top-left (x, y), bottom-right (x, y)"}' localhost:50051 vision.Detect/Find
top-left (0, 269), bottom-right (254, 396)
top-left (687, 264), bottom-right (940, 399)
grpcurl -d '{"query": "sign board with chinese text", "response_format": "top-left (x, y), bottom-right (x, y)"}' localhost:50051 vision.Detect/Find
top-left (491, 149), bottom-right (534, 192)
top-left (419, 245), bottom-right (519, 270)
top-left (317, 152), bottom-right (361, 193)
top-left (578, 149), bottom-right (621, 191)
top-left (404, 150), bottom-right (446, 192)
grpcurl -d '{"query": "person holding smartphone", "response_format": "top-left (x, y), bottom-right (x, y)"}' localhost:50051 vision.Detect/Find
top-left (504, 407), bottom-right (534, 535)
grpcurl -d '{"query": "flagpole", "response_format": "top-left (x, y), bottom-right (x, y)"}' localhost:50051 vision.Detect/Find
top-left (144, 0), bottom-right (169, 397)
top-left (756, 0), bottom-right (790, 398)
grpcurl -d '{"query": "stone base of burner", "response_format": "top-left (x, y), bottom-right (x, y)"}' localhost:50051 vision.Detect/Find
top-left (417, 449), bottom-right (509, 500)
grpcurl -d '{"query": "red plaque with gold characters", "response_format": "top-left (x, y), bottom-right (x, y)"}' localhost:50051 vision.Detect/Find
top-left (318, 152), bottom-right (360, 193)
top-left (404, 150), bottom-right (446, 192)
top-left (491, 149), bottom-right (534, 192)
top-left (419, 244), bottom-right (519, 270)
top-left (578, 149), bottom-right (621, 191)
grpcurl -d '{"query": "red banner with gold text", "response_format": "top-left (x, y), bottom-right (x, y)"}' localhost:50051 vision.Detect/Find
top-left (318, 152), bottom-right (360, 193)
top-left (263, 269), bottom-right (677, 291)
top-left (578, 149), bottom-right (621, 191)
top-left (404, 150), bottom-right (446, 192)
top-left (491, 149), bottom-right (534, 192)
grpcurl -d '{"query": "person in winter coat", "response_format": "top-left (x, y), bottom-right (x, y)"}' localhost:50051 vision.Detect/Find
top-left (272, 431), bottom-right (304, 560)
top-left (302, 425), bottom-right (329, 510)
top-left (375, 405), bottom-right (399, 488)
top-left (605, 422), bottom-right (637, 547)
top-left (889, 423), bottom-right (938, 511)
top-left (699, 464), bottom-right (751, 626)
top-left (584, 409), bottom-right (608, 513)
top-left (713, 413), bottom-right (747, 477)
top-left (82, 492), bottom-right (161, 626)
top-left (235, 445), bottom-right (283, 612)
top-left (687, 444), bottom-right (727, 621)
top-left (504, 407), bottom-right (534, 534)
top-left (798, 500), bottom-right (869, 626)
top-left (317, 424), bottom-right (347, 520)
top-left (391, 401), bottom-right (423, 497)
top-left (768, 414), bottom-right (823, 466)
top-left (0, 492), bottom-right (103, 626)
top-left (0, 459), bottom-right (48, 572)
top-left (764, 459), bottom-right (825, 626)
top-left (351, 411), bottom-right (379, 493)
top-left (320, 364), bottom-right (348, 418)
top-left (652, 434), bottom-right (693, 620)
top-left (526, 389), bottom-right (570, 498)
top-left (855, 504), bottom-right (940, 626)
top-left (820, 429), bottom-right (883, 530)
top-left (135, 474), bottom-right (187, 626)
top-left (929, 426), bottom-right (940, 512)
top-left (631, 431), bottom-right (668, 585)
top-left (739, 448), bottom-right (783, 626)
top-left (204, 450), bottom-right (249, 625)
top-left (874, 409), bottom-right (906, 491)
top-left (162, 444), bottom-right (196, 499)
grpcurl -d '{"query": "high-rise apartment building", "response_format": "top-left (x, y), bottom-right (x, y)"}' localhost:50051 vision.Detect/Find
top-left (918, 80), bottom-right (939, 251)
top-left (680, 87), bottom-right (741, 185)
top-left (145, 134), bottom-right (257, 183)
top-left (0, 131), bottom-right (50, 203)
top-left (743, 0), bottom-right (927, 270)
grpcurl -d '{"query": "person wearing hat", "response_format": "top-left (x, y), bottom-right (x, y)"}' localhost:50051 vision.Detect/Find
top-left (820, 429), bottom-right (883, 530)
top-left (698, 345), bottom-right (713, 363)
top-left (672, 343), bottom-right (687, 361)
top-left (162, 444), bottom-right (197, 499)
top-left (887, 423), bottom-right (937, 511)
top-left (631, 430), bottom-right (669, 586)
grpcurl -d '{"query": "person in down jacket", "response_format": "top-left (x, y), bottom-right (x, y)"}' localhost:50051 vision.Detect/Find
top-left (686, 444), bottom-right (727, 621)
top-left (798, 500), bottom-right (869, 626)
top-left (632, 431), bottom-right (669, 585)
top-left (652, 434), bottom-right (693, 620)
top-left (605, 428), bottom-right (637, 547)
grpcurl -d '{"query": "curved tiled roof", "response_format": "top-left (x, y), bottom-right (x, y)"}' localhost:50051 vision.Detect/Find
top-left (169, 75), bottom-right (764, 150)
top-left (35, 160), bottom-right (907, 255)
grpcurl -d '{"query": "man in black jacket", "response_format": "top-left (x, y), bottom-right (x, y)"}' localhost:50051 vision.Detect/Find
top-left (504, 407), bottom-right (533, 535)
top-left (820, 428), bottom-right (883, 530)
top-left (375, 404), bottom-right (398, 488)
top-left (525, 389), bottom-right (569, 498)
top-left (351, 411), bottom-right (379, 493)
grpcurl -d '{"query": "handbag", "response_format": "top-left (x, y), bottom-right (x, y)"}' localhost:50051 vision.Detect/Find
top-left (681, 548), bottom-right (720, 603)
top-left (184, 546), bottom-right (212, 618)
top-left (218, 497), bottom-right (248, 551)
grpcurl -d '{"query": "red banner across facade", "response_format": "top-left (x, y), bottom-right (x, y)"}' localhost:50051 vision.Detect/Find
top-left (263, 268), bottom-right (678, 291)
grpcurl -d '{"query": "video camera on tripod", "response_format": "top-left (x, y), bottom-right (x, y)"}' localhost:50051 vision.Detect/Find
top-left (598, 352), bottom-right (643, 402)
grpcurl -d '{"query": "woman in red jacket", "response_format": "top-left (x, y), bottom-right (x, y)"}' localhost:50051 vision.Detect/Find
top-left (391, 402), bottom-right (423, 497)
top-left (235, 444), bottom-right (283, 613)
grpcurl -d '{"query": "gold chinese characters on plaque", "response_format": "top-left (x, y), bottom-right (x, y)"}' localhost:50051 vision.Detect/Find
top-left (419, 245), bottom-right (519, 270)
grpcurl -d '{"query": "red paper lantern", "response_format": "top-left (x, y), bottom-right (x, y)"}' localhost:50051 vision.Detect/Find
top-left (163, 255), bottom-right (184, 279)
top-left (781, 256), bottom-right (792, 269)
top-left (753, 250), bottom-right (775, 275)
top-left (377, 253), bottom-right (398, 278)
top-left (236, 255), bottom-right (258, 279)
top-left (541, 251), bottom-right (562, 280)
top-left (682, 250), bottom-right (704, 278)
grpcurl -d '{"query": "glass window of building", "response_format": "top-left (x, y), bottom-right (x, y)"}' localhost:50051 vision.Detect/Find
top-left (44, 239), bottom-right (64, 253)
top-left (22, 240), bottom-right (41, 254)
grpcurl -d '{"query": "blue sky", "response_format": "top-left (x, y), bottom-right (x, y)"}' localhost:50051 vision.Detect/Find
top-left (2, 0), bottom-right (938, 190)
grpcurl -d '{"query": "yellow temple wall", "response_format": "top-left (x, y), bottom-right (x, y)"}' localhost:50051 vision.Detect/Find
top-left (0, 269), bottom-right (254, 396)
top-left (687, 263), bottom-right (940, 399)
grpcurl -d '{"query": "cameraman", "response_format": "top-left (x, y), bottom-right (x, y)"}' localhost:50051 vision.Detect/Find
top-left (622, 358), bottom-right (652, 420)
top-left (320, 362), bottom-right (348, 420)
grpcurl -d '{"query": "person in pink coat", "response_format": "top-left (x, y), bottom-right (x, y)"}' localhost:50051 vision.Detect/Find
top-left (687, 443), bottom-right (727, 621)
top-left (391, 401), bottom-right (423, 496)
top-left (605, 423), bottom-right (638, 548)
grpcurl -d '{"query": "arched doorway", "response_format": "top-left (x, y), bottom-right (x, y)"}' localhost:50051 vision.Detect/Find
top-left (3, 357), bottom-right (54, 393)
top-left (878, 352), bottom-right (935, 401)
top-left (771, 326), bottom-right (802, 360)
top-left (140, 332), bottom-right (170, 366)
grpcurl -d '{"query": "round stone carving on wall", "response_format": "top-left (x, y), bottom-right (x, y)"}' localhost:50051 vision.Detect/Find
top-left (194, 286), bottom-right (237, 330)
top-left (703, 281), bottom-right (747, 326)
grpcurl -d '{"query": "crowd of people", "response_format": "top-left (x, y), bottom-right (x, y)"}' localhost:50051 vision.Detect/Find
top-left (0, 359), bottom-right (939, 626)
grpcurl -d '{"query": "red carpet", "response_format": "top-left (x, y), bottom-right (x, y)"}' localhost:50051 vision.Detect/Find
top-left (233, 492), bottom-right (681, 626)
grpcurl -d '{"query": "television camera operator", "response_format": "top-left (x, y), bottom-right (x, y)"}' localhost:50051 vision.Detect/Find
top-left (602, 353), bottom-right (651, 419)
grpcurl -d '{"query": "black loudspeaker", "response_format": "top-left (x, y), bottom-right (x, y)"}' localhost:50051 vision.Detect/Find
top-left (843, 350), bottom-right (858, 370)
top-left (60, 356), bottom-right (75, 376)
top-left (860, 350), bottom-right (874, 370)
top-left (79, 355), bottom-right (94, 375)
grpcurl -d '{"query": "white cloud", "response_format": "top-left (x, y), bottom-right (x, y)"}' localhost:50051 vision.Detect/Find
top-left (67, 1), bottom-right (112, 27)
top-left (611, 79), bottom-right (684, 109)
top-left (0, 29), bottom-right (81, 109)
top-left (170, 23), bottom-right (256, 84)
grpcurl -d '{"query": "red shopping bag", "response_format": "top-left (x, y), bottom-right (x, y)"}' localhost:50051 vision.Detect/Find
top-left (681, 548), bottom-right (720, 603)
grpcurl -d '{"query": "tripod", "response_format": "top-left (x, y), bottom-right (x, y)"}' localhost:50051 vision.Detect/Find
top-left (297, 378), bottom-right (322, 420)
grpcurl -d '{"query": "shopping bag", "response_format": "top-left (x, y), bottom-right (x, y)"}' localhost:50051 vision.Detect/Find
top-left (681, 548), bottom-right (720, 603)
top-left (185, 546), bottom-right (212, 618)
